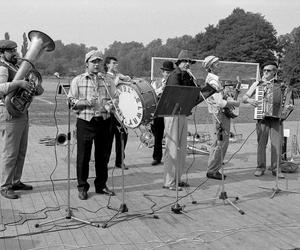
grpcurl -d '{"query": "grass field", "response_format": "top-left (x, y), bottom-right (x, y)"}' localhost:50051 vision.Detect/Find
top-left (27, 78), bottom-right (300, 126)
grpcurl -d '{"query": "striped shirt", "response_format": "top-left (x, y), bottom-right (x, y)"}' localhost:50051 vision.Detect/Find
top-left (68, 72), bottom-right (116, 121)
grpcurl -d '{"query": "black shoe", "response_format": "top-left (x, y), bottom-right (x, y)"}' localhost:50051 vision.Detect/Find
top-left (178, 181), bottom-right (190, 187)
top-left (206, 171), bottom-right (226, 180)
top-left (151, 160), bottom-right (161, 166)
top-left (272, 170), bottom-right (285, 179)
top-left (1, 188), bottom-right (19, 199)
top-left (78, 190), bottom-right (88, 200)
top-left (12, 182), bottom-right (33, 191)
top-left (96, 187), bottom-right (115, 196)
top-left (115, 164), bottom-right (128, 170)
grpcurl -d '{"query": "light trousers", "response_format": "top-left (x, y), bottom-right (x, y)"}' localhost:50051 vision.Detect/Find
top-left (256, 118), bottom-right (282, 170)
top-left (1, 114), bottom-right (29, 189)
top-left (207, 112), bottom-right (231, 173)
top-left (163, 116), bottom-right (187, 187)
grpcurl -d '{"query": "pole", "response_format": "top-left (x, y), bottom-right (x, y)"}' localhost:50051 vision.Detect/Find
top-left (35, 73), bottom-right (99, 228)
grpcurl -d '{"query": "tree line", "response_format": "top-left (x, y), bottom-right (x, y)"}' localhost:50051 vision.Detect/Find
top-left (3, 8), bottom-right (300, 85)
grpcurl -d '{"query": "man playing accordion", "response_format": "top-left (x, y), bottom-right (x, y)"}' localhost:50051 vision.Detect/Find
top-left (242, 61), bottom-right (290, 179)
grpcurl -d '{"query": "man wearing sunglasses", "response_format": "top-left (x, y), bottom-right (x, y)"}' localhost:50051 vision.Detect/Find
top-left (242, 61), bottom-right (285, 179)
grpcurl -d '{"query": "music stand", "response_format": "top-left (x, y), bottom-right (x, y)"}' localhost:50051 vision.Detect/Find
top-left (35, 74), bottom-right (99, 228)
top-left (155, 85), bottom-right (214, 214)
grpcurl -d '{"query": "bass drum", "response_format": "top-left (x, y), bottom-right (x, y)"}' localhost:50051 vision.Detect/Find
top-left (115, 78), bottom-right (157, 129)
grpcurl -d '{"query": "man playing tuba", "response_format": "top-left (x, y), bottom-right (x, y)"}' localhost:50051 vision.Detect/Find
top-left (0, 39), bottom-right (44, 199)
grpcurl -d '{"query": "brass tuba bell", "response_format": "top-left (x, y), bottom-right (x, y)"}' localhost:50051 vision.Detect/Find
top-left (5, 30), bottom-right (55, 117)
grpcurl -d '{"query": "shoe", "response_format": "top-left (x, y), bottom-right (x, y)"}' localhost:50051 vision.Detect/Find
top-left (96, 187), bottom-right (115, 196)
top-left (78, 190), bottom-right (88, 200)
top-left (206, 171), bottom-right (226, 180)
top-left (178, 181), bottom-right (190, 187)
top-left (1, 188), bottom-right (19, 199)
top-left (12, 182), bottom-right (33, 191)
top-left (151, 160), bottom-right (161, 166)
top-left (115, 164), bottom-right (128, 170)
top-left (254, 169), bottom-right (265, 177)
top-left (162, 185), bottom-right (182, 191)
top-left (272, 171), bottom-right (285, 179)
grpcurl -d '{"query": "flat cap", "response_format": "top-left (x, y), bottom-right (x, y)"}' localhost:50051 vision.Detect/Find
top-left (85, 50), bottom-right (103, 63)
top-left (0, 40), bottom-right (17, 50)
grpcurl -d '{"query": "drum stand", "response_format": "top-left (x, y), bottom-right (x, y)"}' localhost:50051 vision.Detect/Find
top-left (35, 73), bottom-right (99, 228)
top-left (193, 117), bottom-right (245, 215)
top-left (102, 118), bottom-right (159, 228)
top-left (259, 121), bottom-right (300, 199)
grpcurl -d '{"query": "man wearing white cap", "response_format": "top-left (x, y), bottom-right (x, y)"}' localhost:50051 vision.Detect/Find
top-left (203, 55), bottom-right (239, 180)
top-left (68, 50), bottom-right (116, 200)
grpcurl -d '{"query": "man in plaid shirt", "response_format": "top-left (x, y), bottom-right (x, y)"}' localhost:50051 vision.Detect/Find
top-left (68, 50), bottom-right (116, 200)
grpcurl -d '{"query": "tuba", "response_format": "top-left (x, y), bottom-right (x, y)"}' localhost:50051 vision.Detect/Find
top-left (5, 30), bottom-right (55, 117)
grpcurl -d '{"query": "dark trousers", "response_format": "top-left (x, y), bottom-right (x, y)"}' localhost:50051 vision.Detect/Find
top-left (108, 115), bottom-right (128, 166)
top-left (76, 117), bottom-right (112, 192)
top-left (151, 117), bottom-right (165, 161)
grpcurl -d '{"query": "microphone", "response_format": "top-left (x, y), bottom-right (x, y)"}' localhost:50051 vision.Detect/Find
top-left (186, 69), bottom-right (198, 86)
top-left (97, 72), bottom-right (105, 80)
top-left (54, 72), bottom-right (60, 78)
top-left (186, 69), bottom-right (196, 80)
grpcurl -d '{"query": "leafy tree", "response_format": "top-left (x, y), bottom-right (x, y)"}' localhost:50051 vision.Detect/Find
top-left (36, 40), bottom-right (90, 76)
top-left (280, 27), bottom-right (300, 82)
top-left (21, 32), bottom-right (28, 57)
top-left (4, 32), bottom-right (10, 40)
top-left (165, 35), bottom-right (194, 56)
top-left (192, 8), bottom-right (279, 64)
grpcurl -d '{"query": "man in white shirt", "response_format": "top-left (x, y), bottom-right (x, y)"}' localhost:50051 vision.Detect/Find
top-left (150, 60), bottom-right (174, 165)
top-left (203, 55), bottom-right (239, 180)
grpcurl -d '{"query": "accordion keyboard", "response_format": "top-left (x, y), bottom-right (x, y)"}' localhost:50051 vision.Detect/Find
top-left (254, 85), bottom-right (264, 119)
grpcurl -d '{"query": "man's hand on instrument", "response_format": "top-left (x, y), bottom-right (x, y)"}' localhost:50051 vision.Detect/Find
top-left (247, 98), bottom-right (259, 107)
top-left (225, 100), bottom-right (240, 109)
top-left (15, 80), bottom-right (33, 92)
top-left (75, 99), bottom-right (92, 109)
top-left (104, 100), bottom-right (114, 112)
top-left (286, 104), bottom-right (295, 111)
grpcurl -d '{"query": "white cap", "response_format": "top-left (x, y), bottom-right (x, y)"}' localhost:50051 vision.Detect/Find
top-left (202, 55), bottom-right (219, 70)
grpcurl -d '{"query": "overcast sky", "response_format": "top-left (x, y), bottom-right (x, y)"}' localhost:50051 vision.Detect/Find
top-left (1, 0), bottom-right (300, 52)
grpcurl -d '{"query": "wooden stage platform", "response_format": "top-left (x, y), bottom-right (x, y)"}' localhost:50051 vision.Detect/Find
top-left (0, 122), bottom-right (300, 250)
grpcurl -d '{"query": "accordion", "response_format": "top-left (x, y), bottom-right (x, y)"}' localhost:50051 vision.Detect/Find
top-left (254, 81), bottom-right (293, 120)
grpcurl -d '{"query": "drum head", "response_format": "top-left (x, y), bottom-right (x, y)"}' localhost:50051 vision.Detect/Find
top-left (116, 79), bottom-right (157, 129)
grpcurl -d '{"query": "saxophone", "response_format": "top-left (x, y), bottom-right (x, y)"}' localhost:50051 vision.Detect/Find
top-left (4, 30), bottom-right (55, 117)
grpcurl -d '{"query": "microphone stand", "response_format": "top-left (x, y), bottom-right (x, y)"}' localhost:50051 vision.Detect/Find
top-left (171, 104), bottom-right (185, 214)
top-left (100, 75), bottom-right (159, 228)
top-left (35, 73), bottom-right (99, 228)
top-left (259, 120), bottom-right (300, 198)
top-left (192, 91), bottom-right (245, 215)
